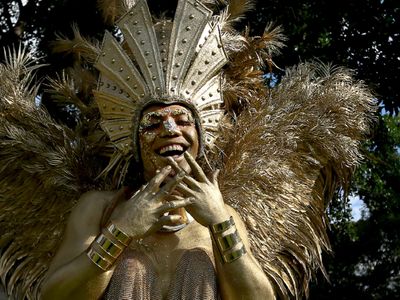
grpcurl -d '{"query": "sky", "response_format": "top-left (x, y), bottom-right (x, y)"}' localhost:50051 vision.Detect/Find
top-left (350, 195), bottom-right (365, 221)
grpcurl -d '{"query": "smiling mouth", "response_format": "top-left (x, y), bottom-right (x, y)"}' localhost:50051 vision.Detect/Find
top-left (157, 144), bottom-right (187, 157)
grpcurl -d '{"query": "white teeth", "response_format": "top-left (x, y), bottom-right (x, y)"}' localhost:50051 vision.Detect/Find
top-left (159, 144), bottom-right (184, 155)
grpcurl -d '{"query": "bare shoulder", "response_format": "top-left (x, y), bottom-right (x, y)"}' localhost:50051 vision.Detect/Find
top-left (71, 190), bottom-right (115, 215)
top-left (67, 190), bottom-right (117, 233)
top-left (78, 190), bottom-right (116, 207)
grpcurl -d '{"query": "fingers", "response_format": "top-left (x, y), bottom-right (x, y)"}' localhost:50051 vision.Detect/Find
top-left (149, 214), bottom-right (183, 233)
top-left (175, 182), bottom-right (196, 197)
top-left (181, 175), bottom-right (199, 190)
top-left (167, 156), bottom-right (199, 189)
top-left (145, 166), bottom-right (172, 193)
top-left (183, 152), bottom-right (208, 182)
top-left (166, 156), bottom-right (184, 174)
top-left (154, 171), bottom-right (185, 201)
top-left (211, 169), bottom-right (220, 185)
top-left (155, 198), bottom-right (193, 215)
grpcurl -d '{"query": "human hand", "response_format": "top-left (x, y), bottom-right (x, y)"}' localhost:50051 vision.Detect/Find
top-left (109, 166), bottom-right (192, 239)
top-left (168, 152), bottom-right (230, 227)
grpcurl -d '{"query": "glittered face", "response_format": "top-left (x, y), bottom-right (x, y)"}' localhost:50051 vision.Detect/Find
top-left (139, 104), bottom-right (199, 181)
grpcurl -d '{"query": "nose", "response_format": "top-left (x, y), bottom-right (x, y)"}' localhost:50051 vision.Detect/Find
top-left (160, 117), bottom-right (180, 137)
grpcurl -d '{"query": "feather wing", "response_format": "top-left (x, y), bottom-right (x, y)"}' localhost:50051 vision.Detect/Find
top-left (0, 48), bottom-right (104, 299)
top-left (218, 62), bottom-right (376, 298)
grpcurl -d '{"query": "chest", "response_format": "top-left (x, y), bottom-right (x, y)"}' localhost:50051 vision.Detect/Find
top-left (106, 228), bottom-right (218, 300)
top-left (141, 221), bottom-right (212, 268)
top-left (130, 221), bottom-right (214, 297)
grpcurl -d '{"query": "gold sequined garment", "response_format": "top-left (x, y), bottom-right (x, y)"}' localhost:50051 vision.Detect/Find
top-left (103, 248), bottom-right (218, 300)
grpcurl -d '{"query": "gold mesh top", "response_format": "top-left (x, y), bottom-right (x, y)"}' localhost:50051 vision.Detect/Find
top-left (103, 248), bottom-right (218, 300)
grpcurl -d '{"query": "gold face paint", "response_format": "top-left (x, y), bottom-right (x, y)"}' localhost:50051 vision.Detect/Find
top-left (139, 107), bottom-right (195, 133)
top-left (138, 105), bottom-right (199, 181)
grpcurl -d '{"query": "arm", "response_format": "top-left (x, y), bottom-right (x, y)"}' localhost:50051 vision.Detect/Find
top-left (40, 190), bottom-right (116, 300)
top-left (171, 153), bottom-right (275, 300)
top-left (214, 207), bottom-right (275, 300)
top-left (41, 167), bottom-right (190, 300)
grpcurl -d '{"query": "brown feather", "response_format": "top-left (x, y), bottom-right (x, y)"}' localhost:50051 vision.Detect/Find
top-left (97, 0), bottom-right (136, 25)
top-left (226, 0), bottom-right (256, 22)
top-left (0, 47), bottom-right (109, 299)
top-left (51, 24), bottom-right (101, 64)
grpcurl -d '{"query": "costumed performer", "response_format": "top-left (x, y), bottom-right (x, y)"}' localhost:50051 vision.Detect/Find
top-left (41, 0), bottom-right (274, 298)
top-left (0, 0), bottom-right (376, 299)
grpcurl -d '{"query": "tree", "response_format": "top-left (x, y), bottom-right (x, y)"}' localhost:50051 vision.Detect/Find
top-left (308, 114), bottom-right (400, 299)
top-left (246, 0), bottom-right (400, 112)
top-left (242, 1), bottom-right (400, 298)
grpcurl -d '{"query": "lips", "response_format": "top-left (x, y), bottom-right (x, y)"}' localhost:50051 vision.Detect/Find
top-left (157, 143), bottom-right (187, 157)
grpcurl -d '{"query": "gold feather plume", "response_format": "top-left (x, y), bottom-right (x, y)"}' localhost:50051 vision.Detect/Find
top-left (221, 24), bottom-right (287, 114)
top-left (217, 62), bottom-right (376, 298)
top-left (51, 23), bottom-right (101, 64)
top-left (0, 48), bottom-right (108, 299)
top-left (198, 0), bottom-right (255, 23)
top-left (225, 0), bottom-right (256, 22)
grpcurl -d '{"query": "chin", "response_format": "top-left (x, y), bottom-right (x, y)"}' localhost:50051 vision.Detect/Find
top-left (142, 148), bottom-right (197, 181)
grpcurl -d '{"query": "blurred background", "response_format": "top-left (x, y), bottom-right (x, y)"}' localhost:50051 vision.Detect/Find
top-left (0, 0), bottom-right (398, 299)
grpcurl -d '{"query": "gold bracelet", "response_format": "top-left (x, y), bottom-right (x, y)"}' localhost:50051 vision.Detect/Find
top-left (222, 244), bottom-right (247, 264)
top-left (96, 233), bottom-right (124, 258)
top-left (209, 216), bottom-right (245, 263)
top-left (217, 230), bottom-right (242, 252)
top-left (106, 222), bottom-right (132, 246)
top-left (209, 216), bottom-right (235, 234)
top-left (86, 247), bottom-right (113, 271)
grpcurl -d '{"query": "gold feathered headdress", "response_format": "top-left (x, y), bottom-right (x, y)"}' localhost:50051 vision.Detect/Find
top-left (94, 0), bottom-right (229, 178)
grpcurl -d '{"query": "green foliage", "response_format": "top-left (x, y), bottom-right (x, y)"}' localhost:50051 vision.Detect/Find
top-left (245, 0), bottom-right (400, 114)
top-left (310, 114), bottom-right (400, 299)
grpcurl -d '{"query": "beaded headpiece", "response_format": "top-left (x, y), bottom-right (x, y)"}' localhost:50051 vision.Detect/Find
top-left (94, 0), bottom-right (228, 175)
